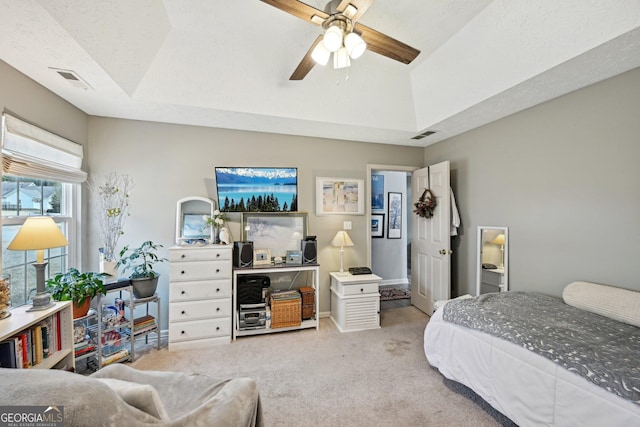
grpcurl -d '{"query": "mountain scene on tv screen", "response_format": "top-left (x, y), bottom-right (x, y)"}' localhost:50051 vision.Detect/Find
top-left (215, 167), bottom-right (298, 212)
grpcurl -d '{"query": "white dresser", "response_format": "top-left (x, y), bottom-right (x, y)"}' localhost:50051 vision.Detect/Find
top-left (168, 245), bottom-right (232, 350)
top-left (330, 272), bottom-right (381, 332)
top-left (480, 267), bottom-right (505, 294)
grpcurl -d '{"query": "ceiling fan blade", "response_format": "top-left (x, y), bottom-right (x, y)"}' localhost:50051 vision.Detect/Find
top-left (260, 0), bottom-right (328, 25)
top-left (355, 23), bottom-right (420, 64)
top-left (290, 35), bottom-right (324, 80)
top-left (336, 0), bottom-right (374, 22)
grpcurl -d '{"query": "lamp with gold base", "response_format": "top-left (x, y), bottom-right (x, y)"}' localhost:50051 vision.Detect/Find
top-left (7, 216), bottom-right (69, 312)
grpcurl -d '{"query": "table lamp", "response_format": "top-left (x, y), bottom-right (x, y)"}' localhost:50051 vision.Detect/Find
top-left (7, 216), bottom-right (69, 311)
top-left (331, 230), bottom-right (354, 276)
top-left (491, 233), bottom-right (505, 267)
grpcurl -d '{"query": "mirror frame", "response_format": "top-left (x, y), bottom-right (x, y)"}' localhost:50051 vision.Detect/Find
top-left (175, 196), bottom-right (215, 245)
top-left (476, 226), bottom-right (509, 296)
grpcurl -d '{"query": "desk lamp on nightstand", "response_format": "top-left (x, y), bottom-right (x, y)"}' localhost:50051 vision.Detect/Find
top-left (8, 216), bottom-right (69, 311)
top-left (332, 230), bottom-right (354, 276)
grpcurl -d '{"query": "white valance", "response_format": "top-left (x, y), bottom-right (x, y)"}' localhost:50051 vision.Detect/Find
top-left (1, 113), bottom-right (87, 183)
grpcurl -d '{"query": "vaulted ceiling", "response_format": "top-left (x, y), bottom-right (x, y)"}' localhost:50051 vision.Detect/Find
top-left (1, 1), bottom-right (639, 147)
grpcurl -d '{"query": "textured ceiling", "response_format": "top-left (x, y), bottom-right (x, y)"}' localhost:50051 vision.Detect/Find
top-left (1, 0), bottom-right (639, 147)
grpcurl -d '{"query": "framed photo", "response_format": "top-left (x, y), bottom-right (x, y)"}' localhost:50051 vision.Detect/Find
top-left (387, 192), bottom-right (402, 239)
top-left (253, 248), bottom-right (271, 266)
top-left (371, 174), bottom-right (384, 210)
top-left (316, 177), bottom-right (365, 215)
top-left (181, 213), bottom-right (209, 239)
top-left (242, 212), bottom-right (308, 258)
top-left (371, 213), bottom-right (385, 238)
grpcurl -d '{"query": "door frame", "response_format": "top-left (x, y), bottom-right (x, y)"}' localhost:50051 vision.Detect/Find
top-left (366, 164), bottom-right (420, 269)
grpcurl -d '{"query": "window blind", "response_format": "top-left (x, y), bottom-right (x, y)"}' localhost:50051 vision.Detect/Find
top-left (1, 113), bottom-right (87, 183)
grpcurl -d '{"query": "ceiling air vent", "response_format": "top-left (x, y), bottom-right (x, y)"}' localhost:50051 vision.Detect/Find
top-left (49, 67), bottom-right (93, 90)
top-left (411, 130), bottom-right (436, 140)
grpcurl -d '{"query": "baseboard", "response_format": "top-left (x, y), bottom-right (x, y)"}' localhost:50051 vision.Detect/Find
top-left (319, 310), bottom-right (331, 319)
top-left (379, 278), bottom-right (409, 287)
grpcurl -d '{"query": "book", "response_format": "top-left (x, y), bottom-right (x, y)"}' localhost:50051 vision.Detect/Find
top-left (33, 325), bottom-right (43, 365)
top-left (41, 325), bottom-right (49, 359)
top-left (14, 336), bottom-right (23, 369)
top-left (0, 339), bottom-right (17, 368)
top-left (55, 311), bottom-right (62, 351)
top-left (19, 333), bottom-right (29, 368)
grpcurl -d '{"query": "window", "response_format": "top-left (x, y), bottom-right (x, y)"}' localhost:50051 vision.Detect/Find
top-left (1, 113), bottom-right (85, 308)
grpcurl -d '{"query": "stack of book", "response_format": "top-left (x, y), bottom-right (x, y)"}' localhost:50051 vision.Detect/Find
top-left (270, 290), bottom-right (301, 301)
top-left (132, 315), bottom-right (157, 337)
top-left (74, 340), bottom-right (95, 357)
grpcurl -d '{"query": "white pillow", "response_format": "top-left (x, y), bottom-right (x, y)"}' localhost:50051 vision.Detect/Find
top-left (562, 281), bottom-right (640, 328)
top-left (95, 378), bottom-right (170, 421)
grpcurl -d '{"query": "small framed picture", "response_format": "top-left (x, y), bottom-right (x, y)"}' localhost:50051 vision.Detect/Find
top-left (388, 192), bottom-right (402, 239)
top-left (253, 248), bottom-right (271, 266)
top-left (371, 213), bottom-right (385, 238)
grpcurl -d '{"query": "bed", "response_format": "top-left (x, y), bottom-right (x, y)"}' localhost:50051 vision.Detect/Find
top-left (424, 282), bottom-right (640, 427)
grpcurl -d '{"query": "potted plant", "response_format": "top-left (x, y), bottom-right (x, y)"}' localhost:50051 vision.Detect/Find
top-left (90, 172), bottom-right (134, 277)
top-left (116, 240), bottom-right (167, 298)
top-left (46, 268), bottom-right (106, 318)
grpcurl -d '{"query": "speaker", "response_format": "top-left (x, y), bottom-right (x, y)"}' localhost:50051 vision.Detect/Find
top-left (233, 241), bottom-right (253, 268)
top-left (301, 240), bottom-right (317, 264)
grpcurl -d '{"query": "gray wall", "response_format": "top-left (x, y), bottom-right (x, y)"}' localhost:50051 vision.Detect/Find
top-left (87, 117), bottom-right (424, 324)
top-left (425, 67), bottom-right (640, 297)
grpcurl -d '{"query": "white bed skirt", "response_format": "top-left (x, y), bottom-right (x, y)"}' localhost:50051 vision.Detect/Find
top-left (424, 308), bottom-right (640, 427)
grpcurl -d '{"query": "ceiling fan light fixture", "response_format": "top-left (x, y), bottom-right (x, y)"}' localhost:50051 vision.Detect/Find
top-left (311, 42), bottom-right (331, 66)
top-left (333, 47), bottom-right (351, 69)
top-left (323, 25), bottom-right (343, 52)
top-left (345, 32), bottom-right (366, 59)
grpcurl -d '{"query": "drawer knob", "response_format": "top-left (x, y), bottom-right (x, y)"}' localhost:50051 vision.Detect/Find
top-left (216, 288), bottom-right (220, 292)
top-left (181, 310), bottom-right (185, 315)
top-left (181, 290), bottom-right (186, 295)
top-left (216, 307), bottom-right (220, 312)
top-left (181, 330), bottom-right (185, 335)
top-left (360, 288), bottom-right (364, 292)
top-left (216, 253), bottom-right (220, 258)
top-left (216, 268), bottom-right (220, 273)
top-left (216, 326), bottom-right (220, 331)
top-left (181, 254), bottom-right (186, 259)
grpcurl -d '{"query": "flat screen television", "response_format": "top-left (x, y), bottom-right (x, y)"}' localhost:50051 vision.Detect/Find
top-left (215, 167), bottom-right (298, 212)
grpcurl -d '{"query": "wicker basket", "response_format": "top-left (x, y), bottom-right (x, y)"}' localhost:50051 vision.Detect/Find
top-left (299, 287), bottom-right (315, 320)
top-left (270, 295), bottom-right (301, 328)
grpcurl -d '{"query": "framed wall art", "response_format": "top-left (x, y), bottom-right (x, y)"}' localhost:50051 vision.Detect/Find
top-left (315, 177), bottom-right (364, 215)
top-left (371, 213), bottom-right (385, 238)
top-left (242, 212), bottom-right (308, 257)
top-left (371, 174), bottom-right (384, 211)
top-left (387, 192), bottom-right (402, 239)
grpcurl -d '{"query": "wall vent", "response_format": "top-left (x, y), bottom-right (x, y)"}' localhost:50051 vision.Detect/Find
top-left (411, 130), bottom-right (436, 140)
top-left (49, 67), bottom-right (93, 90)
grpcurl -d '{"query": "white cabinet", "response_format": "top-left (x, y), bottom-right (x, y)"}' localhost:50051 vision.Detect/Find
top-left (481, 267), bottom-right (505, 294)
top-left (330, 272), bottom-right (381, 332)
top-left (169, 245), bottom-right (232, 350)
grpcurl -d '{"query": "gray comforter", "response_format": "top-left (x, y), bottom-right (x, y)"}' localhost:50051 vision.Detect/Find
top-left (443, 292), bottom-right (640, 405)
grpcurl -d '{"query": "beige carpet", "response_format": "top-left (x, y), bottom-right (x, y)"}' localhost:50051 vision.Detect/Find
top-left (132, 307), bottom-right (512, 426)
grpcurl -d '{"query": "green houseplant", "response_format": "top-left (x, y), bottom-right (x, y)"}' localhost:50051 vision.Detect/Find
top-left (46, 268), bottom-right (106, 318)
top-left (116, 240), bottom-right (167, 298)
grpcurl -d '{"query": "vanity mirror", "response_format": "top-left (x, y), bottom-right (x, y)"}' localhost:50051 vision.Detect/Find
top-left (476, 226), bottom-right (509, 295)
top-left (175, 196), bottom-right (215, 245)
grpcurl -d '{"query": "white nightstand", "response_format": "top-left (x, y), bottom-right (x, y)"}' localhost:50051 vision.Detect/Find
top-left (481, 267), bottom-right (505, 293)
top-left (330, 272), bottom-right (381, 332)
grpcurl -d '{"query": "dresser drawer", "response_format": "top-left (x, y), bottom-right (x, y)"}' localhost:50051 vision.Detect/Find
top-left (481, 270), bottom-right (504, 286)
top-left (339, 281), bottom-right (379, 296)
top-left (169, 318), bottom-right (230, 342)
top-left (170, 261), bottom-right (231, 281)
top-left (170, 279), bottom-right (230, 301)
top-left (170, 247), bottom-right (231, 262)
top-left (170, 299), bottom-right (231, 321)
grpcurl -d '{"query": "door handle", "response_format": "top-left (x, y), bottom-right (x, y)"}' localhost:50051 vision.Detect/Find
top-left (439, 249), bottom-right (454, 255)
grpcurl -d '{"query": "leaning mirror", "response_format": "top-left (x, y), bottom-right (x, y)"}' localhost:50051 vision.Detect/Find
top-left (176, 196), bottom-right (215, 245)
top-left (476, 226), bottom-right (509, 296)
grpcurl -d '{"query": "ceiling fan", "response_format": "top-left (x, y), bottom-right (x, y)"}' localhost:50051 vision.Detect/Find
top-left (260, 0), bottom-right (421, 80)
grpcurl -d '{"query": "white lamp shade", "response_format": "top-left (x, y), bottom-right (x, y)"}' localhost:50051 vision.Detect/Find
top-left (332, 230), bottom-right (354, 247)
top-left (491, 234), bottom-right (505, 245)
top-left (333, 47), bottom-right (351, 69)
top-left (345, 32), bottom-right (366, 59)
top-left (7, 216), bottom-right (68, 251)
top-left (323, 25), bottom-right (343, 52)
top-left (311, 42), bottom-right (331, 66)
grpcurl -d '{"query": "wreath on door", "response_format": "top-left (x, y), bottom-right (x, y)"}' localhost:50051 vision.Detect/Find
top-left (414, 189), bottom-right (437, 218)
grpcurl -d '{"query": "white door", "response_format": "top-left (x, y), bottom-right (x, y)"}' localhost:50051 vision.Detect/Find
top-left (411, 161), bottom-right (451, 314)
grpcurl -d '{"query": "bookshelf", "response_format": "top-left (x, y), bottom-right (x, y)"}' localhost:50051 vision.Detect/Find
top-left (232, 264), bottom-right (319, 340)
top-left (0, 300), bottom-right (74, 370)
